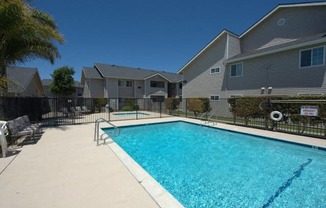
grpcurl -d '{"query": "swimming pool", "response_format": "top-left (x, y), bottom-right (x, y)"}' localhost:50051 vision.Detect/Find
top-left (104, 121), bottom-right (326, 207)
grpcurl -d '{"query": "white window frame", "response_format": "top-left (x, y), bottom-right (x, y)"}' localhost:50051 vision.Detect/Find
top-left (210, 95), bottom-right (220, 101)
top-left (118, 80), bottom-right (133, 88)
top-left (210, 67), bottom-right (220, 74)
top-left (150, 81), bottom-right (165, 88)
top-left (229, 94), bottom-right (243, 98)
top-left (298, 93), bottom-right (323, 96)
top-left (230, 62), bottom-right (243, 77)
top-left (299, 46), bottom-right (325, 68)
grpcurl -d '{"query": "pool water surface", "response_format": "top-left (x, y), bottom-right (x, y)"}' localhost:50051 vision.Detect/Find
top-left (105, 121), bottom-right (326, 208)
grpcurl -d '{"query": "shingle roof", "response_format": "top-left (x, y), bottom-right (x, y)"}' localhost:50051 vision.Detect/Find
top-left (82, 67), bottom-right (103, 79)
top-left (42, 79), bottom-right (83, 88)
top-left (226, 33), bottom-right (326, 63)
top-left (41, 79), bottom-right (52, 86)
top-left (94, 63), bottom-right (182, 82)
top-left (7, 66), bottom-right (37, 93)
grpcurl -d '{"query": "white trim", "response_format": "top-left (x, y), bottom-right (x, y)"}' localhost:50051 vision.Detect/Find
top-left (299, 45), bottom-right (325, 69)
top-left (143, 73), bottom-right (173, 82)
top-left (229, 62), bottom-right (243, 77)
top-left (209, 95), bottom-right (220, 101)
top-left (225, 38), bottom-right (326, 64)
top-left (226, 34), bottom-right (230, 59)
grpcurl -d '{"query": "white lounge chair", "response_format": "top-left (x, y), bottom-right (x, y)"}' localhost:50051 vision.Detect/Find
top-left (7, 120), bottom-right (34, 140)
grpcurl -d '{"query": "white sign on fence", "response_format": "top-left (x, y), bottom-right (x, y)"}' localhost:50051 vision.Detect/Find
top-left (300, 105), bottom-right (318, 116)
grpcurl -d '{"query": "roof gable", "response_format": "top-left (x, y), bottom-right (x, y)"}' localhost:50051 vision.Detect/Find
top-left (240, 2), bottom-right (326, 38)
top-left (7, 66), bottom-right (37, 93)
top-left (177, 30), bottom-right (239, 74)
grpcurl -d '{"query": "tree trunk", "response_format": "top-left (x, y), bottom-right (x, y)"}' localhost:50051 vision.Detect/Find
top-left (0, 61), bottom-right (8, 93)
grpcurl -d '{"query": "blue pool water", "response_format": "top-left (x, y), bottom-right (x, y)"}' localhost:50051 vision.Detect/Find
top-left (104, 121), bottom-right (326, 208)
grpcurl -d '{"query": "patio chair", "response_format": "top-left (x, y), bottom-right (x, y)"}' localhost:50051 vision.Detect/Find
top-left (61, 107), bottom-right (69, 117)
top-left (81, 106), bottom-right (91, 113)
top-left (70, 107), bottom-right (80, 115)
top-left (75, 106), bottom-right (83, 114)
top-left (14, 117), bottom-right (38, 134)
top-left (22, 115), bottom-right (42, 133)
top-left (7, 120), bottom-right (34, 140)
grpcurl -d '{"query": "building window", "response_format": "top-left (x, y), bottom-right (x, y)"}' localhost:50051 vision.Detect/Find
top-left (179, 83), bottom-right (182, 89)
top-left (150, 81), bottom-right (165, 88)
top-left (230, 63), bottom-right (243, 77)
top-left (300, 46), bottom-right (325, 68)
top-left (229, 94), bottom-right (242, 98)
top-left (210, 67), bottom-right (220, 74)
top-left (118, 80), bottom-right (133, 87)
top-left (210, 95), bottom-right (220, 101)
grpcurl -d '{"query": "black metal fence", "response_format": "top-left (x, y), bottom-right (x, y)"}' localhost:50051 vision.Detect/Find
top-left (1, 97), bottom-right (325, 139)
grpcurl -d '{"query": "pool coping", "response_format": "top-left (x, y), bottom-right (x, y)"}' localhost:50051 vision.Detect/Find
top-left (100, 117), bottom-right (326, 208)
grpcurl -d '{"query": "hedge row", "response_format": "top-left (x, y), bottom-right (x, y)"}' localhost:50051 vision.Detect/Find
top-left (228, 95), bottom-right (326, 125)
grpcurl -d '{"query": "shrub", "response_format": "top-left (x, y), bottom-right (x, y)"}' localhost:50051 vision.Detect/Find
top-left (122, 98), bottom-right (139, 111)
top-left (165, 98), bottom-right (180, 114)
top-left (187, 98), bottom-right (211, 118)
top-left (94, 98), bottom-right (107, 112)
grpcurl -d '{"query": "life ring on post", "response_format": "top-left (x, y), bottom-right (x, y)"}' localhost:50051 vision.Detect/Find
top-left (270, 111), bottom-right (283, 122)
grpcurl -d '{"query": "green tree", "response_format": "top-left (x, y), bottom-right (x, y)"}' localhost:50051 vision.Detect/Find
top-left (0, 0), bottom-right (64, 86)
top-left (50, 66), bottom-right (76, 97)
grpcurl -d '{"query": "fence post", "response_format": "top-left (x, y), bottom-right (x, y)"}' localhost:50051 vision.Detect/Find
top-left (185, 98), bottom-right (188, 118)
top-left (136, 98), bottom-right (139, 120)
top-left (160, 101), bottom-right (162, 118)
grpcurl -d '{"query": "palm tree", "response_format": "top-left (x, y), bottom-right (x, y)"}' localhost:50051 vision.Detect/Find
top-left (0, 0), bottom-right (64, 89)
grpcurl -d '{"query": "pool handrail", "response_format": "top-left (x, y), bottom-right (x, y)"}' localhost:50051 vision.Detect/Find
top-left (94, 118), bottom-right (120, 146)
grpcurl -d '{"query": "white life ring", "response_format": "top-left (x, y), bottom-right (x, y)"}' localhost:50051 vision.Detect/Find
top-left (270, 111), bottom-right (283, 122)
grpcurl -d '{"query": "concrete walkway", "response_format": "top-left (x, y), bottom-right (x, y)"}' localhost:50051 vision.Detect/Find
top-left (0, 124), bottom-right (159, 208)
top-left (1, 117), bottom-right (326, 208)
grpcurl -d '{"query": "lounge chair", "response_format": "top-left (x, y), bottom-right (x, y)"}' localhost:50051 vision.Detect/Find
top-left (22, 115), bottom-right (42, 133)
top-left (81, 106), bottom-right (91, 113)
top-left (70, 107), bottom-right (79, 115)
top-left (75, 106), bottom-right (82, 112)
top-left (7, 120), bottom-right (34, 140)
top-left (61, 107), bottom-right (70, 117)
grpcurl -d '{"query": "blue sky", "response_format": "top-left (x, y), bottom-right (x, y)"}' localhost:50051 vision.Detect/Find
top-left (19, 0), bottom-right (322, 80)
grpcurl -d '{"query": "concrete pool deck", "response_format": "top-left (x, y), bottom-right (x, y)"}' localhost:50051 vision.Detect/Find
top-left (0, 117), bottom-right (326, 208)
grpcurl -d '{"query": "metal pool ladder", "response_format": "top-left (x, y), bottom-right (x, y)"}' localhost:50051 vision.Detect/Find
top-left (94, 118), bottom-right (120, 145)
